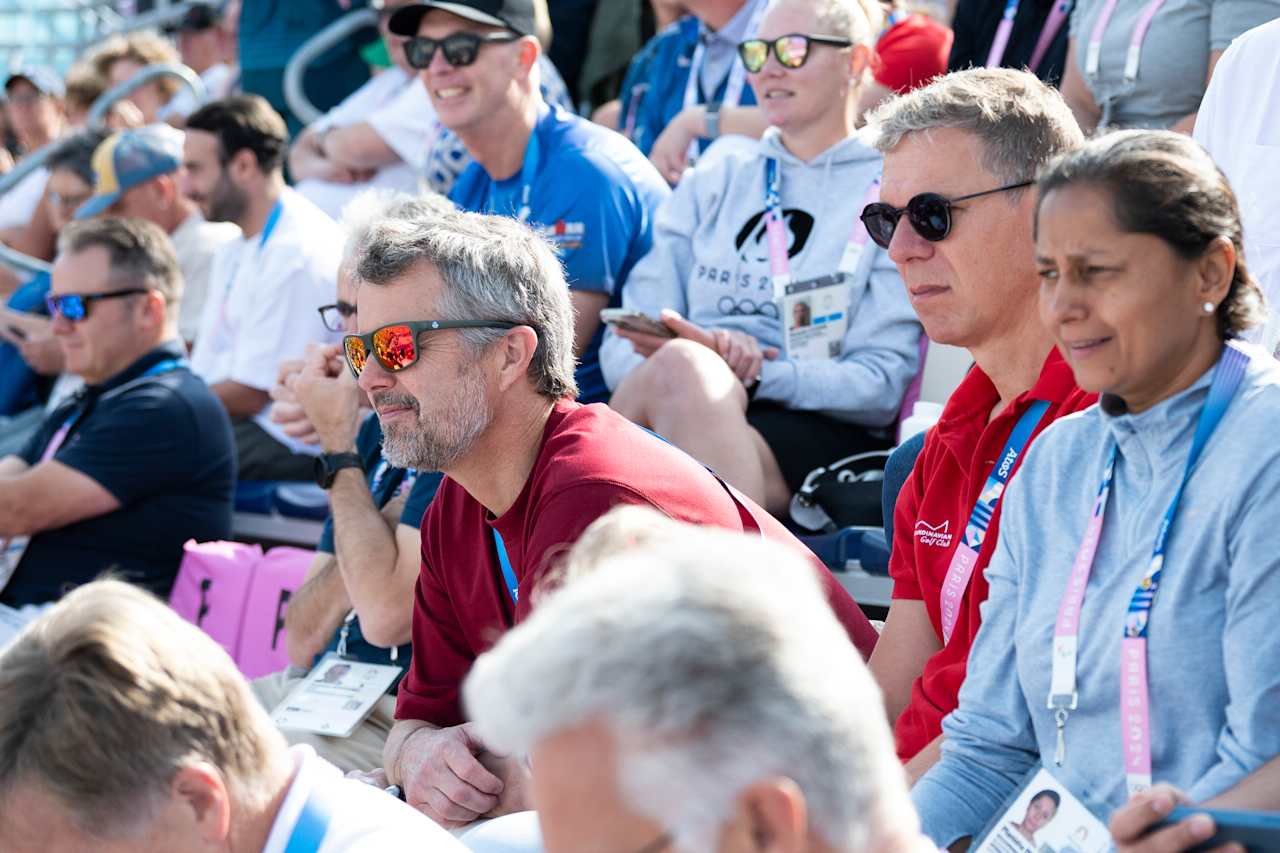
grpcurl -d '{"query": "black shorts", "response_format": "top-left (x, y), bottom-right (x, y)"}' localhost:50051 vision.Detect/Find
top-left (746, 402), bottom-right (893, 493)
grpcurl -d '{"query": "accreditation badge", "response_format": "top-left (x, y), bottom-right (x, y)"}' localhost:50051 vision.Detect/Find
top-left (783, 274), bottom-right (852, 361)
top-left (269, 652), bottom-right (403, 738)
top-left (971, 765), bottom-right (1110, 853)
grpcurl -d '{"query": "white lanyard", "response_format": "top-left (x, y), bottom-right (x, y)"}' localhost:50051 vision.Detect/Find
top-left (682, 0), bottom-right (769, 164)
top-left (1046, 343), bottom-right (1248, 794)
top-left (763, 157), bottom-right (879, 299)
top-left (1085, 0), bottom-right (1167, 83)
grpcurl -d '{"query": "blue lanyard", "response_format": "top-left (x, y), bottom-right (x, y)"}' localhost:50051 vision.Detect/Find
top-left (961, 400), bottom-right (1048, 551)
top-left (764, 157), bottom-right (783, 223)
top-left (282, 790), bottom-right (333, 853)
top-left (259, 199), bottom-right (284, 248)
top-left (1121, 343), bottom-right (1249, 638)
top-left (493, 529), bottom-right (518, 604)
top-left (485, 126), bottom-right (540, 223)
top-left (44, 357), bottom-right (186, 458)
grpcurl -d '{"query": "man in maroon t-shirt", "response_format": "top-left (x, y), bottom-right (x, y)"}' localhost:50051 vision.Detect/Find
top-left (861, 69), bottom-right (1091, 780)
top-left (345, 207), bottom-right (879, 828)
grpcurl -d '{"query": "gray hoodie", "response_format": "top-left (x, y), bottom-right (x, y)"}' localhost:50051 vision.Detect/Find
top-left (913, 345), bottom-right (1280, 847)
top-left (599, 128), bottom-right (922, 427)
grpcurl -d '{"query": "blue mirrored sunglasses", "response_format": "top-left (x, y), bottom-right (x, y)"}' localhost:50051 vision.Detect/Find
top-left (45, 289), bottom-right (150, 322)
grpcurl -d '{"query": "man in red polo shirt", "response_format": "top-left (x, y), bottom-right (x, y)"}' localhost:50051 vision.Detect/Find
top-left (863, 69), bottom-right (1092, 780)
top-left (345, 206), bottom-right (879, 828)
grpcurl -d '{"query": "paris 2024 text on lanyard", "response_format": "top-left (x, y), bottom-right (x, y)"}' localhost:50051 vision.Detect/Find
top-left (1047, 342), bottom-right (1250, 795)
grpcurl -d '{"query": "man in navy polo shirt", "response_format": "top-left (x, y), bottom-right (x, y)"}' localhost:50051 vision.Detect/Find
top-left (0, 218), bottom-right (235, 610)
top-left (388, 0), bottom-right (670, 404)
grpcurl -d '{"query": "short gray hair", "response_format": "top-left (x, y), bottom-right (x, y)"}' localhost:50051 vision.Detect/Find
top-left (0, 581), bottom-right (286, 838)
top-left (465, 521), bottom-right (914, 851)
top-left (58, 217), bottom-right (183, 322)
top-left (353, 209), bottom-right (578, 400)
top-left (868, 67), bottom-right (1084, 187)
top-left (339, 188), bottom-right (456, 274)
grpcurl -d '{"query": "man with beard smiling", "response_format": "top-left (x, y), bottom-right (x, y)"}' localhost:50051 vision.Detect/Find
top-left (181, 95), bottom-right (343, 481)
top-left (345, 206), bottom-right (880, 829)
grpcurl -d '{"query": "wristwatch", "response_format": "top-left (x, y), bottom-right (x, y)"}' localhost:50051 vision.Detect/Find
top-left (314, 452), bottom-right (363, 489)
top-left (705, 99), bottom-right (723, 140)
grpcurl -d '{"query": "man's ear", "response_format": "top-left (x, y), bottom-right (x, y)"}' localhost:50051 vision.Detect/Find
top-left (737, 777), bottom-right (810, 853)
top-left (517, 37), bottom-right (539, 74)
top-left (228, 147), bottom-right (258, 184)
top-left (494, 325), bottom-right (539, 392)
top-left (170, 763), bottom-right (233, 843)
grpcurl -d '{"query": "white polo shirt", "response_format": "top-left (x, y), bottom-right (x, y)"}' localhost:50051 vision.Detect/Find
top-left (190, 187), bottom-right (340, 452)
top-left (261, 746), bottom-right (468, 853)
top-left (1194, 18), bottom-right (1280, 354)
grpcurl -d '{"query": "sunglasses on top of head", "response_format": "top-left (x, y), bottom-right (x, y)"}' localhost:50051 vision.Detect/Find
top-left (46, 289), bottom-right (151, 322)
top-left (342, 319), bottom-right (521, 378)
top-left (403, 31), bottom-right (520, 69)
top-left (859, 181), bottom-right (1033, 250)
top-left (737, 33), bottom-right (853, 73)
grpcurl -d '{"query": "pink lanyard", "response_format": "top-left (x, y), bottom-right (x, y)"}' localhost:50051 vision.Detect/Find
top-left (1046, 343), bottom-right (1249, 794)
top-left (764, 159), bottom-right (879, 299)
top-left (1085, 0), bottom-right (1167, 83)
top-left (986, 0), bottom-right (1072, 72)
top-left (938, 400), bottom-right (1049, 644)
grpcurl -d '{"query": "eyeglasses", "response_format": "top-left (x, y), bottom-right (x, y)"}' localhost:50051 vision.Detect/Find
top-left (342, 319), bottom-right (520, 378)
top-left (403, 31), bottom-right (520, 70)
top-left (46, 289), bottom-right (150, 322)
top-left (859, 181), bottom-right (1033, 249)
top-left (48, 189), bottom-right (92, 213)
top-left (318, 300), bottom-right (357, 332)
top-left (737, 33), bottom-right (853, 73)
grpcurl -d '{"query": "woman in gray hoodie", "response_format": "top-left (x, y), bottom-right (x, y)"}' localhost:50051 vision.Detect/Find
top-left (599, 0), bottom-right (922, 514)
top-left (912, 131), bottom-right (1280, 848)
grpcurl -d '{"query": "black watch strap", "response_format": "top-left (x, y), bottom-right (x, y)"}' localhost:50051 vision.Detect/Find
top-left (314, 452), bottom-right (363, 489)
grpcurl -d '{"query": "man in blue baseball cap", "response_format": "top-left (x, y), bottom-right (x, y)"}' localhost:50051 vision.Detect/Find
top-left (75, 125), bottom-right (239, 346)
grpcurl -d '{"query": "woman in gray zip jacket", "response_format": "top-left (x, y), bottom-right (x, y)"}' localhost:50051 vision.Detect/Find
top-left (911, 130), bottom-right (1280, 848)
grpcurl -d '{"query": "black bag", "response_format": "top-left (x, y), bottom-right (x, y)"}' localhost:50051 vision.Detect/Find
top-left (790, 450), bottom-right (891, 532)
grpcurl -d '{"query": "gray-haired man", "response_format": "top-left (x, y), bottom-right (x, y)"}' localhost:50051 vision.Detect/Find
top-left (464, 519), bottom-right (933, 853)
top-left (862, 68), bottom-right (1092, 779)
top-left (345, 207), bottom-right (880, 828)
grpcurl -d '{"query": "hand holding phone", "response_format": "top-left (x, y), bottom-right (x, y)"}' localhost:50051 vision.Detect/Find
top-left (599, 308), bottom-right (676, 339)
top-left (1154, 806), bottom-right (1280, 852)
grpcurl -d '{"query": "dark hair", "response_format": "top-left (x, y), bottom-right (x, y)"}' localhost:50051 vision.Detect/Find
top-left (1029, 789), bottom-right (1061, 809)
top-left (186, 94), bottom-right (289, 173)
top-left (1036, 129), bottom-right (1265, 339)
top-left (58, 217), bottom-right (182, 311)
top-left (46, 128), bottom-right (112, 187)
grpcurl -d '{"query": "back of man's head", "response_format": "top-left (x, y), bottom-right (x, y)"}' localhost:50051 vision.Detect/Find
top-left (186, 94), bottom-right (289, 175)
top-left (0, 580), bottom-right (287, 842)
top-left (352, 208), bottom-right (578, 400)
top-left (869, 67), bottom-right (1083, 183)
top-left (464, 520), bottom-right (917, 852)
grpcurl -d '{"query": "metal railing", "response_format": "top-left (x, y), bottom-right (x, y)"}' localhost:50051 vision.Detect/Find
top-left (283, 7), bottom-right (378, 126)
top-left (0, 61), bottom-right (204, 278)
top-left (87, 61), bottom-right (206, 125)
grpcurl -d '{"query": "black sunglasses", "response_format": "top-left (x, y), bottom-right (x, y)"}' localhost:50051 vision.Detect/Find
top-left (737, 33), bottom-right (853, 73)
top-left (342, 319), bottom-right (520, 378)
top-left (859, 181), bottom-right (1033, 249)
top-left (404, 31), bottom-right (520, 69)
top-left (46, 289), bottom-right (151, 322)
top-left (318, 300), bottom-right (357, 332)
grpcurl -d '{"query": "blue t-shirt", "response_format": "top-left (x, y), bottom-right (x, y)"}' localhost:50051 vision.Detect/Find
top-left (315, 413), bottom-right (442, 676)
top-left (6, 343), bottom-right (236, 607)
top-left (449, 104), bottom-right (670, 404)
top-left (0, 271), bottom-right (51, 416)
top-left (618, 16), bottom-right (760, 158)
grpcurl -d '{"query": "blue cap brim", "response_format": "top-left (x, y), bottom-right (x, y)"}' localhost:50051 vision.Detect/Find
top-left (74, 191), bottom-right (121, 220)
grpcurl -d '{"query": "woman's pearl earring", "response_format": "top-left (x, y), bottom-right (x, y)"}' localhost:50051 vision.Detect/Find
top-left (1204, 302), bottom-right (1216, 315)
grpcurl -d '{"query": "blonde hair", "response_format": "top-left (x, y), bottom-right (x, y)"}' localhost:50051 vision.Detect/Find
top-left (0, 581), bottom-right (286, 837)
top-left (88, 31), bottom-right (183, 99)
